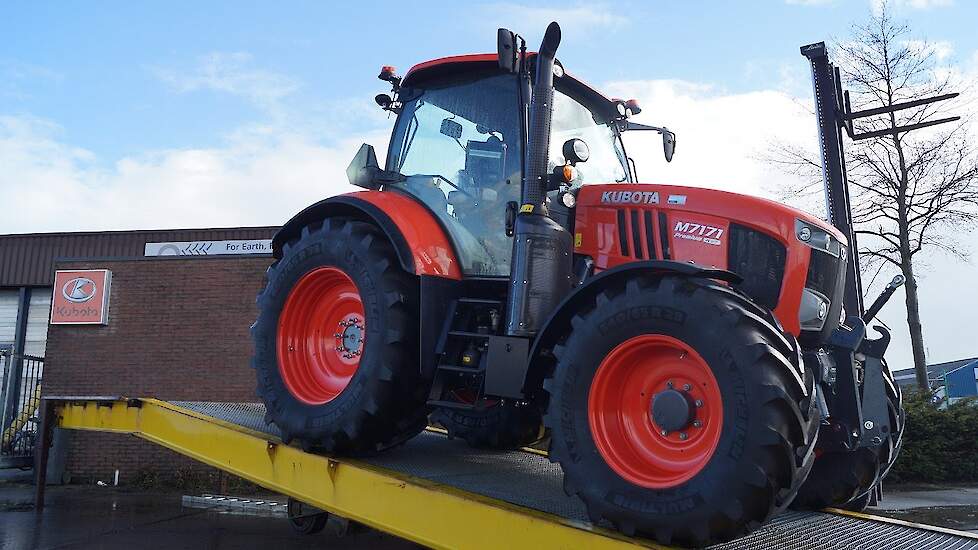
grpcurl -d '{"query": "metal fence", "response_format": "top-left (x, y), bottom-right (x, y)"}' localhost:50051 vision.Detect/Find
top-left (1, 349), bottom-right (43, 468)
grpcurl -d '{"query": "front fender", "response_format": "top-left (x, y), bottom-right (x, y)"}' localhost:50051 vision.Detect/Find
top-left (273, 191), bottom-right (462, 279)
top-left (525, 260), bottom-right (741, 389)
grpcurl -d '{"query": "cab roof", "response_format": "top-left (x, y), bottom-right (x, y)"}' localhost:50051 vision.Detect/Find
top-left (401, 53), bottom-right (620, 123)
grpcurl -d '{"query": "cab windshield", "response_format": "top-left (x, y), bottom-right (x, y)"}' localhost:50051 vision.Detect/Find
top-left (550, 88), bottom-right (631, 185)
top-left (387, 72), bottom-right (521, 276)
top-left (386, 70), bottom-right (630, 277)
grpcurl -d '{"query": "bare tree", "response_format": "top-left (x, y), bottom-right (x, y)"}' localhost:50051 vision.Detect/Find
top-left (767, 8), bottom-right (978, 390)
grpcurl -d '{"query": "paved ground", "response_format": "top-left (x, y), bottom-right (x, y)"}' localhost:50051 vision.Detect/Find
top-left (3, 478), bottom-right (977, 548)
top-left (868, 484), bottom-right (978, 534)
top-left (0, 483), bottom-right (417, 550)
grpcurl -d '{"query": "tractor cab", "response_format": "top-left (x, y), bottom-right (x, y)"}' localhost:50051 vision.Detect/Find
top-left (366, 55), bottom-right (639, 276)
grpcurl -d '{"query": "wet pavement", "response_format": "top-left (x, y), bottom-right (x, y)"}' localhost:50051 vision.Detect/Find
top-left (869, 484), bottom-right (978, 534)
top-left (0, 483), bottom-right (419, 549)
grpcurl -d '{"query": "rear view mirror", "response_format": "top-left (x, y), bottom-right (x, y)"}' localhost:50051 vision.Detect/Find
top-left (661, 129), bottom-right (676, 163)
top-left (497, 28), bottom-right (521, 73)
top-left (440, 118), bottom-right (463, 139)
top-left (347, 144), bottom-right (381, 190)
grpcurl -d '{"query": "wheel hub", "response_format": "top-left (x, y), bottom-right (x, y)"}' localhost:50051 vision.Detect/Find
top-left (335, 316), bottom-right (364, 360)
top-left (588, 334), bottom-right (723, 488)
top-left (276, 267), bottom-right (365, 405)
top-left (651, 388), bottom-right (695, 433)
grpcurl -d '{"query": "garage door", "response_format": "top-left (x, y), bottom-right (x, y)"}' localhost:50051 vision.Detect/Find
top-left (0, 290), bottom-right (18, 347)
top-left (25, 289), bottom-right (51, 357)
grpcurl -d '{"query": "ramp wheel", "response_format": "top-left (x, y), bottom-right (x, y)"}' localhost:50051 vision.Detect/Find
top-left (287, 498), bottom-right (328, 535)
top-left (253, 218), bottom-right (428, 455)
top-left (431, 399), bottom-right (544, 450)
top-left (543, 275), bottom-right (818, 547)
top-left (791, 363), bottom-right (905, 510)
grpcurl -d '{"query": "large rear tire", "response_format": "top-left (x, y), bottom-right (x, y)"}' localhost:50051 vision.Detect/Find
top-left (791, 362), bottom-right (905, 510)
top-left (252, 218), bottom-right (428, 454)
top-left (543, 275), bottom-right (818, 547)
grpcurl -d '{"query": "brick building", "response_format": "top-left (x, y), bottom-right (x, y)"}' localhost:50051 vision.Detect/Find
top-left (0, 228), bottom-right (275, 481)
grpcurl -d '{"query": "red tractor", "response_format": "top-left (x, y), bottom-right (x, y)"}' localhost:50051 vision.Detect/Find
top-left (253, 23), bottom-right (906, 546)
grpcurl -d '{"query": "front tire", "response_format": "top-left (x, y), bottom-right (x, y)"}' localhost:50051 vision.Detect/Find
top-left (791, 361), bottom-right (905, 510)
top-left (544, 275), bottom-right (817, 547)
top-left (252, 218), bottom-right (429, 454)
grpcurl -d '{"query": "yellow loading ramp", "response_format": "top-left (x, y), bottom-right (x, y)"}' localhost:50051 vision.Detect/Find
top-left (32, 398), bottom-right (978, 550)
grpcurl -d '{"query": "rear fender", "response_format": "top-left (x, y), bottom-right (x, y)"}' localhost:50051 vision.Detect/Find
top-left (273, 191), bottom-right (463, 279)
top-left (525, 261), bottom-right (742, 390)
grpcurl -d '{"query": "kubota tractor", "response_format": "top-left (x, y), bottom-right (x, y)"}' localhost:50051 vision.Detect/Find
top-left (253, 23), bottom-right (909, 546)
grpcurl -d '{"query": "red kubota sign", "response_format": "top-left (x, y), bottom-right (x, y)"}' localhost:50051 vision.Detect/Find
top-left (50, 269), bottom-right (112, 325)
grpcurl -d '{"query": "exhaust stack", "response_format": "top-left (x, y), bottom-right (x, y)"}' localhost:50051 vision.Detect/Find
top-left (506, 22), bottom-right (573, 337)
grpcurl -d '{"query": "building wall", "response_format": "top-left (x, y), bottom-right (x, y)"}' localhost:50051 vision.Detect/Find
top-left (44, 255), bottom-right (272, 482)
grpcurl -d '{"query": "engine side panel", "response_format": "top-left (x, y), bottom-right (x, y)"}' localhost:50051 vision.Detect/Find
top-left (574, 184), bottom-right (844, 336)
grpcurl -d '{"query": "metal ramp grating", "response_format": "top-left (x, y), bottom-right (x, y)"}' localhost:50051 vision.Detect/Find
top-left (171, 402), bottom-right (978, 550)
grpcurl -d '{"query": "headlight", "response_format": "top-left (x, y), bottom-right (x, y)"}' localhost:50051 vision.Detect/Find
top-left (799, 287), bottom-right (830, 331)
top-left (795, 219), bottom-right (842, 258)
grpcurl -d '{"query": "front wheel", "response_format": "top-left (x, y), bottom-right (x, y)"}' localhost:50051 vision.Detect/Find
top-left (544, 275), bottom-right (817, 547)
top-left (252, 218), bottom-right (429, 455)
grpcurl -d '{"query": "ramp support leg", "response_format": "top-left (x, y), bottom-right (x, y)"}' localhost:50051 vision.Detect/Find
top-left (33, 398), bottom-right (55, 512)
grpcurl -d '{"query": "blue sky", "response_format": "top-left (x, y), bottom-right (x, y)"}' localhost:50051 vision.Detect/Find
top-left (2, 0), bottom-right (976, 368)
top-left (4, 1), bottom-right (975, 162)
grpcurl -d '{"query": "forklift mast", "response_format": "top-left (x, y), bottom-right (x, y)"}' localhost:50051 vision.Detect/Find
top-left (800, 42), bottom-right (959, 316)
top-left (801, 42), bottom-right (864, 316)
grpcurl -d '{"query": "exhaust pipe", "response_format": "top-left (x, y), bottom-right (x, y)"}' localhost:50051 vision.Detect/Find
top-left (522, 21), bottom-right (561, 209)
top-left (506, 22), bottom-right (573, 337)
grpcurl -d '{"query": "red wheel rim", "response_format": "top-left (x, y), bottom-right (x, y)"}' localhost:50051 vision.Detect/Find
top-left (277, 267), bottom-right (365, 405)
top-left (587, 334), bottom-right (723, 489)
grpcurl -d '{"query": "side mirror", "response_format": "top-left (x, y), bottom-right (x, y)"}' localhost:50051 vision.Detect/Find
top-left (661, 129), bottom-right (676, 163)
top-left (346, 144), bottom-right (381, 190)
top-left (497, 28), bottom-right (521, 73)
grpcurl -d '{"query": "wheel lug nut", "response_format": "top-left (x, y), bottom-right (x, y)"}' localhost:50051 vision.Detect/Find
top-left (666, 380), bottom-right (673, 389)
top-left (693, 420), bottom-right (702, 428)
top-left (694, 399), bottom-right (703, 407)
top-left (683, 383), bottom-right (692, 392)
top-left (679, 432), bottom-right (688, 440)
top-left (660, 429), bottom-right (668, 436)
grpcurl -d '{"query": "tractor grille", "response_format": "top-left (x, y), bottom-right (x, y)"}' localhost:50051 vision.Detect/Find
top-left (727, 224), bottom-right (786, 310)
top-left (806, 247), bottom-right (843, 299)
top-left (615, 208), bottom-right (658, 260)
top-left (803, 246), bottom-right (847, 343)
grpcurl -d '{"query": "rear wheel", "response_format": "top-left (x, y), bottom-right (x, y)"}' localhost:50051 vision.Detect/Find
top-left (431, 398), bottom-right (544, 450)
top-left (252, 219), bottom-right (429, 454)
top-left (543, 275), bottom-right (817, 547)
top-left (792, 363), bottom-right (904, 510)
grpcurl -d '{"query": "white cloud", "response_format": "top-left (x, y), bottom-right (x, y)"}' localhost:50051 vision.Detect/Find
top-left (0, 114), bottom-right (389, 234)
top-left (605, 79), bottom-right (816, 201)
top-left (872, 0), bottom-right (954, 14)
top-left (904, 39), bottom-right (954, 61)
top-left (153, 52), bottom-right (300, 109)
top-left (480, 3), bottom-right (627, 35)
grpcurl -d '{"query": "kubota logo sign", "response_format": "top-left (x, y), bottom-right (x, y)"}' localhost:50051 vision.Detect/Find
top-left (600, 190), bottom-right (659, 204)
top-left (51, 270), bottom-right (112, 325)
top-left (61, 277), bottom-right (97, 303)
